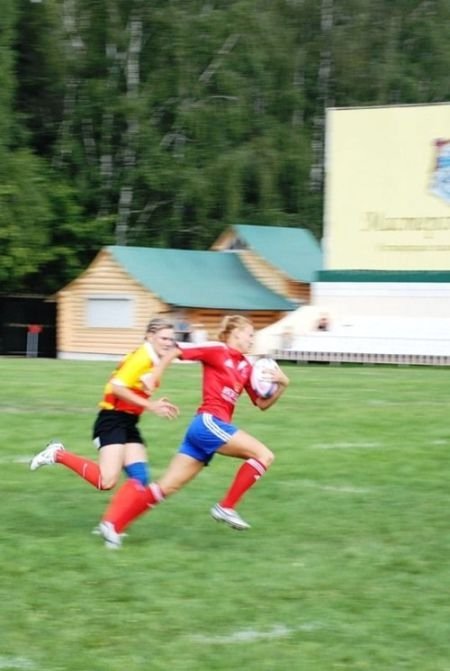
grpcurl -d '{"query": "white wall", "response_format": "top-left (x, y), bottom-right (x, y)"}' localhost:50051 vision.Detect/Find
top-left (313, 282), bottom-right (450, 321)
top-left (271, 282), bottom-right (450, 360)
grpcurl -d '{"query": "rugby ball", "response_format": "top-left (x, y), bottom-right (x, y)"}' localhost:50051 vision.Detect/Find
top-left (250, 357), bottom-right (279, 398)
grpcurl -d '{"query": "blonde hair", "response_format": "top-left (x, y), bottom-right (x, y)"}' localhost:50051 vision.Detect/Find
top-left (217, 315), bottom-right (253, 342)
top-left (146, 317), bottom-right (174, 334)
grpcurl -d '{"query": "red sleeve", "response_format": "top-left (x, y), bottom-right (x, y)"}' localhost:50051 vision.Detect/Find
top-left (177, 341), bottom-right (225, 364)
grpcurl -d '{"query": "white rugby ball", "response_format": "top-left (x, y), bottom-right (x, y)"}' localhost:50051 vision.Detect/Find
top-left (250, 357), bottom-right (279, 398)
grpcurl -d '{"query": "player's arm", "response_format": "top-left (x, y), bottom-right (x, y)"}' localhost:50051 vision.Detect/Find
top-left (148, 345), bottom-right (183, 390)
top-left (110, 382), bottom-right (179, 419)
top-left (111, 347), bottom-right (179, 418)
top-left (254, 365), bottom-right (290, 411)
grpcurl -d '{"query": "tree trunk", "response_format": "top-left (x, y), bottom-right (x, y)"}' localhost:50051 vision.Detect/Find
top-left (115, 12), bottom-right (142, 246)
top-left (309, 0), bottom-right (333, 192)
top-left (54, 0), bottom-right (83, 169)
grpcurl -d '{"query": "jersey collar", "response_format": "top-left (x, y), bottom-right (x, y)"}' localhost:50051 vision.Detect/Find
top-left (144, 340), bottom-right (160, 364)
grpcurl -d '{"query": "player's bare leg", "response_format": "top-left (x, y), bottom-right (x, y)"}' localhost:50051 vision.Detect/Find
top-left (211, 431), bottom-right (274, 530)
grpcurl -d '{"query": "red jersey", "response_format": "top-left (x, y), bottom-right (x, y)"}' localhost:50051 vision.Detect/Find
top-left (178, 341), bottom-right (259, 422)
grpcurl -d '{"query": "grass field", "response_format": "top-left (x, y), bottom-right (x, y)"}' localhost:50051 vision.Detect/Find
top-left (1, 357), bottom-right (449, 671)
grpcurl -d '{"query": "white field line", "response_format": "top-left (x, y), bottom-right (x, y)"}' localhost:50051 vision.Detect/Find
top-left (0, 405), bottom-right (91, 413)
top-left (191, 622), bottom-right (322, 644)
top-left (310, 483), bottom-right (370, 494)
top-left (310, 441), bottom-right (381, 450)
top-left (367, 399), bottom-right (446, 406)
top-left (279, 479), bottom-right (371, 495)
top-left (0, 456), bottom-right (34, 465)
top-left (312, 439), bottom-right (448, 450)
top-left (0, 658), bottom-right (34, 670)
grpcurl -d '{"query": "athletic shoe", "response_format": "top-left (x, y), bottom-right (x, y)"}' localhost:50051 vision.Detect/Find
top-left (91, 524), bottom-right (127, 538)
top-left (210, 503), bottom-right (250, 530)
top-left (98, 521), bottom-right (123, 550)
top-left (30, 441), bottom-right (64, 471)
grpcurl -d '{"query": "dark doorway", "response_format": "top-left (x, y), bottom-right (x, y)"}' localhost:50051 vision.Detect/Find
top-left (0, 295), bottom-right (57, 357)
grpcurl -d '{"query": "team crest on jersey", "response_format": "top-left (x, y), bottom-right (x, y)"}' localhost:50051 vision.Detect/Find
top-left (430, 139), bottom-right (450, 204)
top-left (222, 386), bottom-right (238, 404)
top-left (224, 358), bottom-right (234, 368)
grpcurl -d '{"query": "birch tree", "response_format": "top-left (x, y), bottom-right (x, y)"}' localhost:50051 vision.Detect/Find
top-left (309, 0), bottom-right (333, 194)
top-left (115, 9), bottom-right (143, 245)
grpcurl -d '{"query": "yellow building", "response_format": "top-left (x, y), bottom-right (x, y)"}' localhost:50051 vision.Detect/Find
top-left (324, 102), bottom-right (450, 271)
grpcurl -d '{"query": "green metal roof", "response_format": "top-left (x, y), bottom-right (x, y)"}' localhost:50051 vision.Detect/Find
top-left (317, 270), bottom-right (450, 283)
top-left (232, 224), bottom-right (322, 282)
top-left (108, 246), bottom-right (295, 310)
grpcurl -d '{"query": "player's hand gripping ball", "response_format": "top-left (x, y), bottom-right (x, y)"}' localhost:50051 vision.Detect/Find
top-left (250, 357), bottom-right (279, 399)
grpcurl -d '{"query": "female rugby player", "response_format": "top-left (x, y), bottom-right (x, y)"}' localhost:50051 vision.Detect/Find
top-left (30, 318), bottom-right (179, 544)
top-left (97, 315), bottom-right (289, 548)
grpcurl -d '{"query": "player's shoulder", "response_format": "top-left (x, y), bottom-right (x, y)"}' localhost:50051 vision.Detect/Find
top-left (127, 342), bottom-right (152, 361)
top-left (120, 342), bottom-right (154, 368)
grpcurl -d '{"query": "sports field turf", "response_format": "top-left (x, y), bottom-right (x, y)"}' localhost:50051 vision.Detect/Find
top-left (1, 358), bottom-right (449, 671)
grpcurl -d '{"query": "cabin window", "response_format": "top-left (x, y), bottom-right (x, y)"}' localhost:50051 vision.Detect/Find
top-left (86, 297), bottom-right (134, 328)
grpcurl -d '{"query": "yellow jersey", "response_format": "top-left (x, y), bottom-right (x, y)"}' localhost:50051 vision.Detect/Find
top-left (99, 342), bottom-right (159, 415)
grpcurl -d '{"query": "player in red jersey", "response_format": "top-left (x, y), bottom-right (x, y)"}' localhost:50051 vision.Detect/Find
top-left (98, 315), bottom-right (289, 547)
top-left (29, 318), bottom-right (179, 546)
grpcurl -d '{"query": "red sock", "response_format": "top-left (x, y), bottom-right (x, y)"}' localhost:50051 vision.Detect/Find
top-left (102, 479), bottom-right (164, 533)
top-left (56, 450), bottom-right (103, 489)
top-left (220, 458), bottom-right (267, 508)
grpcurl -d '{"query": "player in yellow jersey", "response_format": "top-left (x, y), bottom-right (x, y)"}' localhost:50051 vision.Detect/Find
top-left (30, 318), bottom-right (179, 547)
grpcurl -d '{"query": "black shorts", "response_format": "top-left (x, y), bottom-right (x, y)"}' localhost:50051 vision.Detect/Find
top-left (92, 410), bottom-right (145, 449)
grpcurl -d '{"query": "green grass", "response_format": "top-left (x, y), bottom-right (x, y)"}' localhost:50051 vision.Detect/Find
top-left (1, 358), bottom-right (450, 670)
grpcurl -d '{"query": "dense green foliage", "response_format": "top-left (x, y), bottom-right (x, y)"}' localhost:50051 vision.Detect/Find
top-left (3, 0), bottom-right (450, 292)
top-left (1, 358), bottom-right (450, 669)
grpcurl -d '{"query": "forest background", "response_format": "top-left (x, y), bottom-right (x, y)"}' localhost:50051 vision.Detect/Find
top-left (2, 0), bottom-right (450, 294)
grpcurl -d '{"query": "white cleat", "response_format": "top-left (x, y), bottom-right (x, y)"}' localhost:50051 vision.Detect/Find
top-left (210, 503), bottom-right (250, 530)
top-left (92, 524), bottom-right (127, 539)
top-left (98, 521), bottom-right (123, 550)
top-left (30, 442), bottom-right (64, 471)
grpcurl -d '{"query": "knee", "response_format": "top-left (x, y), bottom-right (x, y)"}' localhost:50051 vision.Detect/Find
top-left (257, 447), bottom-right (274, 470)
top-left (99, 466), bottom-right (121, 490)
top-left (99, 475), bottom-right (118, 490)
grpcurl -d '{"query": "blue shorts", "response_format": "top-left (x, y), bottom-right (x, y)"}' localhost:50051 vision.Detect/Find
top-left (179, 413), bottom-right (239, 465)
